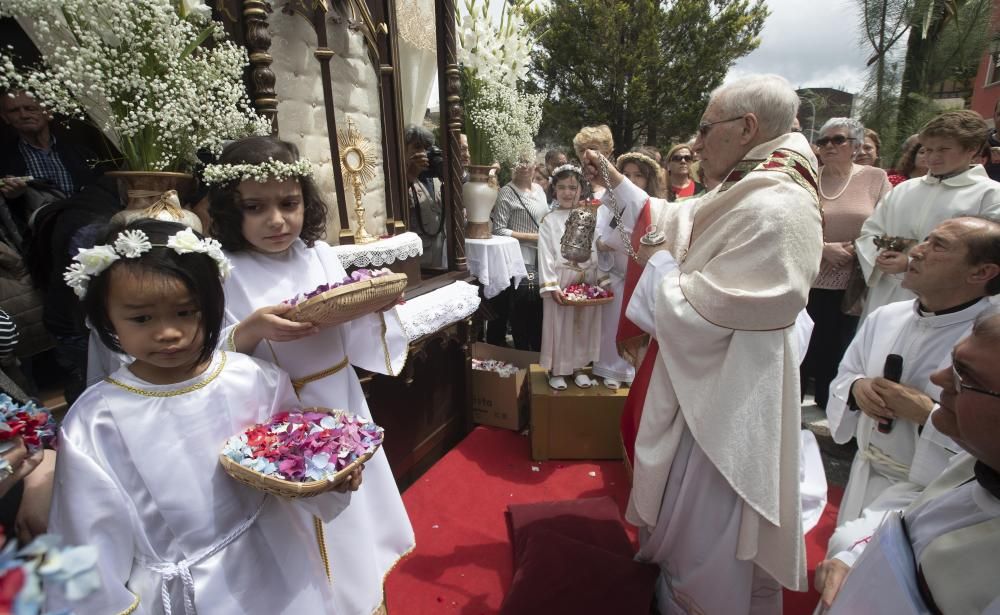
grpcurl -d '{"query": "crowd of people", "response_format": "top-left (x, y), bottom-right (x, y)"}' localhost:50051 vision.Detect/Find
top-left (3, 65), bottom-right (1000, 612)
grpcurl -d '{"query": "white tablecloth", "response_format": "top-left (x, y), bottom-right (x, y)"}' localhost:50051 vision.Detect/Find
top-left (464, 235), bottom-right (528, 299)
top-left (395, 281), bottom-right (482, 342)
top-left (329, 231), bottom-right (423, 269)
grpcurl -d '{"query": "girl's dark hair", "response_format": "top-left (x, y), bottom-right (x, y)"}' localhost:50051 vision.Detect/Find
top-left (894, 134), bottom-right (922, 177)
top-left (84, 219), bottom-right (224, 366)
top-left (207, 136), bottom-right (328, 251)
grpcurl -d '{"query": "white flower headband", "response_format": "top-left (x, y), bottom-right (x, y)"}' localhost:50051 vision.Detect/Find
top-left (201, 158), bottom-right (314, 185)
top-left (549, 163), bottom-right (583, 183)
top-left (63, 228), bottom-right (233, 299)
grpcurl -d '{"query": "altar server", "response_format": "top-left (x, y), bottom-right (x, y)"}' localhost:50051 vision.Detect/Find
top-left (856, 110), bottom-right (1000, 320)
top-left (207, 136), bottom-right (412, 615)
top-left (48, 219), bottom-right (359, 614)
top-left (585, 74), bottom-right (823, 613)
top-left (827, 216), bottom-right (1000, 525)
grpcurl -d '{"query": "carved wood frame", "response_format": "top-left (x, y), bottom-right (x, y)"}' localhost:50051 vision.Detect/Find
top-left (219, 0), bottom-right (467, 271)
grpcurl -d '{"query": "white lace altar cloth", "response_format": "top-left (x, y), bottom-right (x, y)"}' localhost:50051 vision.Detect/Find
top-left (396, 281), bottom-right (481, 342)
top-left (330, 232), bottom-right (424, 269)
top-left (465, 236), bottom-right (528, 299)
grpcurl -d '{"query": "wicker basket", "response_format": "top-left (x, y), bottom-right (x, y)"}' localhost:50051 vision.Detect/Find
top-left (219, 408), bottom-right (381, 499)
top-left (286, 273), bottom-right (408, 327)
top-left (563, 295), bottom-right (613, 307)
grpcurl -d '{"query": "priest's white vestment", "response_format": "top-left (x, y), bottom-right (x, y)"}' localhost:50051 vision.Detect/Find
top-left (826, 298), bottom-right (988, 524)
top-left (618, 133), bottom-right (823, 612)
top-left (538, 207), bottom-right (606, 376)
top-left (47, 351), bottom-right (350, 614)
top-left (829, 453), bottom-right (1000, 614)
top-left (856, 166), bottom-right (1000, 320)
top-left (222, 239), bottom-right (413, 615)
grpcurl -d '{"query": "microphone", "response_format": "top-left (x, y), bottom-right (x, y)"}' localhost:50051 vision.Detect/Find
top-left (878, 354), bottom-right (903, 434)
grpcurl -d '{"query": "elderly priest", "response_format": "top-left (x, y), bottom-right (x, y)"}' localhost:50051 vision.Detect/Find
top-left (585, 73), bottom-right (823, 614)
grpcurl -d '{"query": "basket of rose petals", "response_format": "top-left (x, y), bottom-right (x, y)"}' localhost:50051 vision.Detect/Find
top-left (283, 268), bottom-right (408, 327)
top-left (220, 408), bottom-right (383, 498)
top-left (561, 282), bottom-right (614, 306)
top-left (0, 395), bottom-right (57, 456)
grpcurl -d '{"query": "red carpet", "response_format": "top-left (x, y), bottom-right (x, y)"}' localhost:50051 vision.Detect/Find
top-left (386, 426), bottom-right (842, 615)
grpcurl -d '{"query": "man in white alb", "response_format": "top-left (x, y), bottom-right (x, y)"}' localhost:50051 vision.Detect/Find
top-left (827, 216), bottom-right (1000, 530)
top-left (585, 74), bottom-right (823, 614)
top-left (817, 311), bottom-right (1000, 613)
top-left (856, 110), bottom-right (1000, 320)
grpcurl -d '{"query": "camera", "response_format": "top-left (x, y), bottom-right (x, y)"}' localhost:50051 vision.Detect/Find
top-left (424, 145), bottom-right (445, 180)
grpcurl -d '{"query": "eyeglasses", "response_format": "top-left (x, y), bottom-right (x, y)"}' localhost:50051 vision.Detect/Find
top-left (671, 155), bottom-right (693, 162)
top-left (952, 362), bottom-right (1000, 399)
top-left (697, 116), bottom-right (745, 137)
top-left (815, 135), bottom-right (855, 147)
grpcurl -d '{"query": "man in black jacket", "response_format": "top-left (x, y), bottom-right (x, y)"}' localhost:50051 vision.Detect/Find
top-left (0, 90), bottom-right (100, 236)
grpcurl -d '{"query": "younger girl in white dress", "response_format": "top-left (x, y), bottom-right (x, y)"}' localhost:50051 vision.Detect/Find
top-left (538, 165), bottom-right (608, 390)
top-left (49, 219), bottom-right (359, 614)
top-left (206, 136), bottom-right (412, 615)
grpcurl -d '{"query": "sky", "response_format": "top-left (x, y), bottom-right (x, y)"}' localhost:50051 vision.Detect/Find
top-left (431, 0), bottom-right (875, 110)
top-left (726, 0), bottom-right (873, 93)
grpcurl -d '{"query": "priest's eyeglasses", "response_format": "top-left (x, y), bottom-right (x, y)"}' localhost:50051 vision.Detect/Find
top-left (952, 362), bottom-right (1000, 399)
top-left (815, 135), bottom-right (855, 147)
top-left (697, 116), bottom-right (745, 137)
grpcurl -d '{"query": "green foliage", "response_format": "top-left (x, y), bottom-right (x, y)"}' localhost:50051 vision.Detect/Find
top-left (896, 0), bottom-right (992, 144)
top-left (529, 0), bottom-right (768, 154)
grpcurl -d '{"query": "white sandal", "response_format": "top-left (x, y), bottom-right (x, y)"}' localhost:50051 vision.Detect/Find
top-left (603, 378), bottom-right (621, 390)
top-left (574, 373), bottom-right (593, 388)
top-left (548, 375), bottom-right (568, 390)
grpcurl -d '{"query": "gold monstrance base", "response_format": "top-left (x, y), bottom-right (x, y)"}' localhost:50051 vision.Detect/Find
top-left (338, 119), bottom-right (379, 244)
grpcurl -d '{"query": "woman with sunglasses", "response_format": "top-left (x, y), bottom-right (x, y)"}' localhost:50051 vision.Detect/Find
top-left (664, 143), bottom-right (704, 202)
top-left (801, 118), bottom-right (891, 410)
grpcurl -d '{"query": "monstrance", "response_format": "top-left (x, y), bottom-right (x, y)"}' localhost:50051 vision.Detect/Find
top-left (338, 118), bottom-right (379, 244)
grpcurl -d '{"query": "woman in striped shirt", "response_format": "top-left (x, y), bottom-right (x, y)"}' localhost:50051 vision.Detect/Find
top-left (489, 156), bottom-right (550, 350)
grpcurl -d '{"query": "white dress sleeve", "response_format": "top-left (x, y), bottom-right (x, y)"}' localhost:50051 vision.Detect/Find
top-left (46, 413), bottom-right (140, 614)
top-left (538, 214), bottom-right (561, 295)
top-left (344, 309), bottom-right (408, 376)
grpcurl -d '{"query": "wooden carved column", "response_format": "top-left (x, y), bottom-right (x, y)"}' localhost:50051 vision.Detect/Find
top-left (241, 1), bottom-right (278, 127)
top-left (368, 0), bottom-right (407, 235)
top-left (434, 0), bottom-right (467, 272)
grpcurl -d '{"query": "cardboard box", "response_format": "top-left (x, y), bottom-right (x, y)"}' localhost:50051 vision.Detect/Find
top-left (470, 343), bottom-right (539, 430)
top-left (530, 365), bottom-right (628, 460)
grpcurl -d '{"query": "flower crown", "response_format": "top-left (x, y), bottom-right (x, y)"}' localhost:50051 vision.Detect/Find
top-left (63, 228), bottom-right (232, 299)
top-left (549, 163), bottom-right (583, 182)
top-left (201, 158), bottom-right (314, 185)
top-left (616, 152), bottom-right (659, 173)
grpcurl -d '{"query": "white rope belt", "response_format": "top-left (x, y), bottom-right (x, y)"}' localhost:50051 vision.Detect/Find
top-left (859, 444), bottom-right (910, 480)
top-left (139, 497), bottom-right (267, 615)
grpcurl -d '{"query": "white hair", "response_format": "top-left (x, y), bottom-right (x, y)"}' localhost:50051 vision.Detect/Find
top-left (819, 117), bottom-right (865, 154)
top-left (710, 74), bottom-right (799, 141)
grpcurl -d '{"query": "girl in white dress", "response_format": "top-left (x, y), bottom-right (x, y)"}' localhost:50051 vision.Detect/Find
top-left (538, 165), bottom-right (607, 390)
top-left (49, 219), bottom-right (361, 614)
top-left (206, 136), bottom-right (412, 615)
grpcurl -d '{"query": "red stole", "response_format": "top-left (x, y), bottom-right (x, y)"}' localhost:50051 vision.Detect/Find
top-left (618, 199), bottom-right (655, 469)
